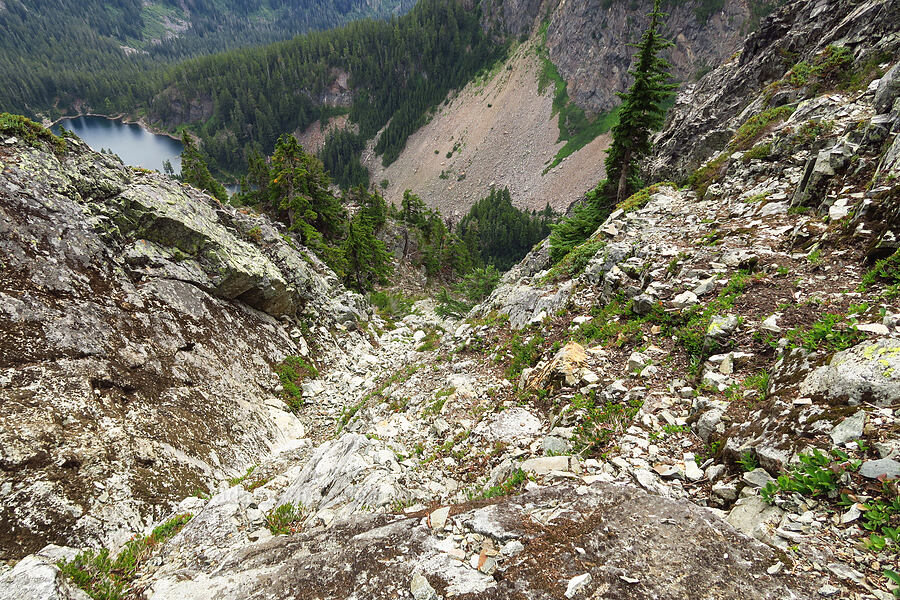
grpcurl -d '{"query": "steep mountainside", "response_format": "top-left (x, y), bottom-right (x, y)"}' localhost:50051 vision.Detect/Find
top-left (2, 0), bottom-right (900, 598)
top-left (361, 42), bottom-right (610, 215)
top-left (359, 0), bottom-right (766, 214)
top-left (0, 0), bottom-right (415, 118)
top-left (482, 0), bottom-right (764, 115)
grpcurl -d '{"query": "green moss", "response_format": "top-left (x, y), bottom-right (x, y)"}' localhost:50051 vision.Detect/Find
top-left (730, 105), bottom-right (796, 151)
top-left (742, 143), bottom-right (772, 162)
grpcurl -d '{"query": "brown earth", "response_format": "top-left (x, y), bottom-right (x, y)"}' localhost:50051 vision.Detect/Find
top-left (363, 41), bottom-right (611, 217)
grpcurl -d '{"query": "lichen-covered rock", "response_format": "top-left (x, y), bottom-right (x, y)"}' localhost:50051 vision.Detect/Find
top-left (277, 434), bottom-right (409, 520)
top-left (800, 338), bottom-right (900, 407)
top-left (652, 0), bottom-right (900, 181)
top-left (0, 546), bottom-right (88, 600)
top-left (0, 136), bottom-right (368, 558)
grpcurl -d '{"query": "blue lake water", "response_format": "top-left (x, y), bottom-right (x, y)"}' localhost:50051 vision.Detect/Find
top-left (52, 116), bottom-right (183, 173)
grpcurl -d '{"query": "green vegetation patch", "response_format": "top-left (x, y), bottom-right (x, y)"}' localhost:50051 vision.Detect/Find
top-left (784, 313), bottom-right (864, 353)
top-left (573, 390), bottom-right (644, 456)
top-left (266, 503), bottom-right (306, 535)
top-left (480, 468), bottom-right (527, 499)
top-left (0, 113), bottom-right (66, 155)
top-left (275, 356), bottom-right (319, 412)
top-left (730, 105), bottom-right (796, 151)
top-left (536, 24), bottom-right (618, 171)
top-left (58, 514), bottom-right (192, 600)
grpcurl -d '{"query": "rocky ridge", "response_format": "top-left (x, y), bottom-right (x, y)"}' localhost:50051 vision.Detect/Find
top-left (2, 0), bottom-right (900, 598)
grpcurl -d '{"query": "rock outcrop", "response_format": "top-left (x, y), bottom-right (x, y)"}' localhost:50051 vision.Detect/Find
top-left (483, 0), bottom-right (758, 116)
top-left (651, 0), bottom-right (900, 180)
top-left (0, 133), bottom-right (370, 559)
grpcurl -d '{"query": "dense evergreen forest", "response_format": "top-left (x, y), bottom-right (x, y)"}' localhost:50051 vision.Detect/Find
top-left (146, 0), bottom-right (504, 177)
top-left (457, 188), bottom-right (555, 271)
top-left (0, 0), bottom-right (414, 117)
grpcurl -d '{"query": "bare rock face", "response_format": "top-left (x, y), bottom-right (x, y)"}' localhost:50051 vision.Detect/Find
top-left (0, 135), bottom-right (367, 559)
top-left (483, 0), bottom-right (755, 117)
top-left (651, 0), bottom-right (900, 180)
top-left (131, 481), bottom-right (814, 599)
top-left (545, 0), bottom-right (753, 116)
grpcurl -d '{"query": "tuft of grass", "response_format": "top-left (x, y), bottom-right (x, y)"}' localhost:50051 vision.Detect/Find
top-left (266, 503), bottom-right (306, 535)
top-left (730, 105), bottom-right (796, 151)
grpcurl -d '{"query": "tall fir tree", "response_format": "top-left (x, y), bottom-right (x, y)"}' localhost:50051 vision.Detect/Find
top-left (549, 0), bottom-right (674, 264)
top-left (341, 213), bottom-right (393, 291)
top-left (180, 133), bottom-right (228, 202)
top-left (604, 0), bottom-right (676, 204)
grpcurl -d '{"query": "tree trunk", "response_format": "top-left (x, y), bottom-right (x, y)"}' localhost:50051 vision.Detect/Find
top-left (616, 150), bottom-right (631, 205)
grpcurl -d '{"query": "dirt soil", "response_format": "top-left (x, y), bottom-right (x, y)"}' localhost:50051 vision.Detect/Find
top-left (362, 41), bottom-right (611, 217)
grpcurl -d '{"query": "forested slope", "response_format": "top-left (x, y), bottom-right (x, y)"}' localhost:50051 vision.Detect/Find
top-left (144, 0), bottom-right (504, 175)
top-left (0, 0), bottom-right (415, 118)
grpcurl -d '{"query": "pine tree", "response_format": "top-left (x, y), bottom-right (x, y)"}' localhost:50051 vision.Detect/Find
top-left (180, 133), bottom-right (228, 202)
top-left (604, 0), bottom-right (676, 204)
top-left (548, 0), bottom-right (674, 265)
top-left (341, 213), bottom-right (393, 291)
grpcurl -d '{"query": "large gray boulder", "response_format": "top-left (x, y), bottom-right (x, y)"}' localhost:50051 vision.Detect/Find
top-left (118, 482), bottom-right (814, 599)
top-left (875, 62), bottom-right (900, 114)
top-left (799, 338), bottom-right (900, 407)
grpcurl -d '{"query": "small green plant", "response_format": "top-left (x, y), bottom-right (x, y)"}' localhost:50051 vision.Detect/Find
top-left (738, 451), bottom-right (759, 472)
top-left (481, 468), bottom-right (527, 499)
top-left (745, 370), bottom-right (770, 399)
top-left (370, 290), bottom-right (417, 321)
top-left (807, 248), bottom-right (822, 265)
top-left (573, 391), bottom-right (643, 455)
top-left (884, 569), bottom-right (900, 598)
top-left (859, 249), bottom-right (900, 292)
top-left (785, 313), bottom-right (863, 353)
top-left (274, 356), bottom-right (318, 412)
top-left (416, 326), bottom-right (442, 352)
top-left (228, 464), bottom-right (257, 487)
top-left (266, 503), bottom-right (306, 535)
top-left (760, 448), bottom-right (859, 502)
top-left (57, 514), bottom-right (192, 600)
top-left (505, 334), bottom-right (545, 380)
top-left (424, 387), bottom-right (455, 416)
